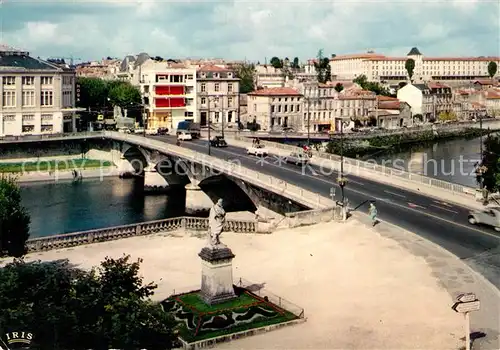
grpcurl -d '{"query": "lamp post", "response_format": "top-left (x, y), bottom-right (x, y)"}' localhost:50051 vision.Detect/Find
top-left (208, 96), bottom-right (212, 156)
top-left (338, 119), bottom-right (350, 206)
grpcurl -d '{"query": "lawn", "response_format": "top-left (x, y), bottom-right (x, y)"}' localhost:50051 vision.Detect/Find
top-left (0, 159), bottom-right (113, 173)
top-left (163, 287), bottom-right (299, 343)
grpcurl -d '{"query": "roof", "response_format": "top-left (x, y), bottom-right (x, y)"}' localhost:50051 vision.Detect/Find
top-left (423, 56), bottom-right (500, 62)
top-left (0, 49), bottom-right (61, 71)
top-left (485, 90), bottom-right (500, 99)
top-left (367, 57), bottom-right (407, 61)
top-left (407, 47), bottom-right (422, 56)
top-left (330, 53), bottom-right (386, 61)
top-left (412, 83), bottom-right (429, 91)
top-left (428, 82), bottom-right (450, 89)
top-left (248, 87), bottom-right (302, 96)
top-left (198, 64), bottom-right (231, 72)
top-left (377, 95), bottom-right (398, 101)
top-left (378, 101), bottom-right (401, 109)
top-left (474, 79), bottom-right (497, 85)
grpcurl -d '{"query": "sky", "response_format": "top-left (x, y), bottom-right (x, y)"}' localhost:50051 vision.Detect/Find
top-left (0, 0), bottom-right (499, 63)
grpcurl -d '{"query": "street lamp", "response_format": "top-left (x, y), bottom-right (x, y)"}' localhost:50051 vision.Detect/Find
top-left (207, 95), bottom-right (219, 156)
top-left (338, 119), bottom-right (350, 206)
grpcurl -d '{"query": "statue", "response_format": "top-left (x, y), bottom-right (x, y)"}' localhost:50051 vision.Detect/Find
top-left (208, 198), bottom-right (226, 247)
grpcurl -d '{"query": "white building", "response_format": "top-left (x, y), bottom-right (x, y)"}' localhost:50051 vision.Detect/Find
top-left (254, 65), bottom-right (286, 89)
top-left (197, 65), bottom-right (240, 127)
top-left (329, 47), bottom-right (500, 83)
top-left (397, 82), bottom-right (453, 121)
top-left (247, 87), bottom-right (303, 131)
top-left (0, 45), bottom-right (78, 136)
top-left (139, 60), bottom-right (197, 130)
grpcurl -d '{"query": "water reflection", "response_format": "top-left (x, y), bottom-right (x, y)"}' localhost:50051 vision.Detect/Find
top-left (20, 177), bottom-right (185, 238)
top-left (372, 137), bottom-right (483, 187)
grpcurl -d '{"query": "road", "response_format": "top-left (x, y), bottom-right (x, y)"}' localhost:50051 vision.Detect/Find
top-left (152, 136), bottom-right (500, 290)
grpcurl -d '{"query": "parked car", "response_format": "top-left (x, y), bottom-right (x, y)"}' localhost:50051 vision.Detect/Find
top-left (285, 152), bottom-right (310, 165)
top-left (210, 136), bottom-right (227, 147)
top-left (177, 131), bottom-right (192, 141)
top-left (145, 128), bottom-right (158, 135)
top-left (157, 127), bottom-right (169, 135)
top-left (117, 127), bottom-right (131, 134)
top-left (134, 127), bottom-right (145, 134)
top-left (468, 207), bottom-right (500, 231)
top-left (246, 144), bottom-right (268, 157)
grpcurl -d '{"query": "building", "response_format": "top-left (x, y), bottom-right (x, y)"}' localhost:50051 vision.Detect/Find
top-left (0, 45), bottom-right (78, 136)
top-left (254, 65), bottom-right (286, 89)
top-left (139, 60), bottom-right (197, 130)
top-left (397, 82), bottom-right (454, 121)
top-left (369, 96), bottom-right (412, 129)
top-left (328, 47), bottom-right (500, 84)
top-left (299, 81), bottom-right (338, 132)
top-left (196, 65), bottom-right (240, 127)
top-left (76, 59), bottom-right (121, 80)
top-left (247, 87), bottom-right (303, 131)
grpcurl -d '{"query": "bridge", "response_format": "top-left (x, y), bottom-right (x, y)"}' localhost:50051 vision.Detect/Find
top-left (1, 131), bottom-right (500, 291)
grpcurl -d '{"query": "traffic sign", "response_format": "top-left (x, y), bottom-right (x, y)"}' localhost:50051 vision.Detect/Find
top-left (452, 300), bottom-right (480, 313)
top-left (457, 293), bottom-right (476, 303)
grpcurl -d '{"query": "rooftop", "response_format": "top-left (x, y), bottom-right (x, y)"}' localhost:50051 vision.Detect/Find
top-left (407, 47), bottom-right (422, 56)
top-left (0, 45), bottom-right (61, 71)
top-left (248, 87), bottom-right (302, 96)
top-left (198, 64), bottom-right (231, 72)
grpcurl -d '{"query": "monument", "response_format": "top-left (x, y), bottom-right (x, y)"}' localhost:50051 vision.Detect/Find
top-left (198, 198), bottom-right (237, 305)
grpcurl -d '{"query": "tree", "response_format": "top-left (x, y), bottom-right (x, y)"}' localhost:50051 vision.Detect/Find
top-left (334, 83), bottom-right (344, 92)
top-left (0, 255), bottom-right (176, 349)
top-left (488, 61), bottom-right (498, 78)
top-left (353, 75), bottom-right (392, 96)
top-left (292, 57), bottom-right (300, 69)
top-left (76, 77), bottom-right (108, 109)
top-left (0, 177), bottom-right (30, 257)
top-left (479, 135), bottom-right (500, 192)
top-left (405, 58), bottom-right (415, 81)
top-left (107, 82), bottom-right (141, 109)
top-left (270, 57), bottom-right (283, 69)
top-left (438, 111), bottom-right (457, 121)
top-left (313, 50), bottom-right (331, 84)
top-left (234, 63), bottom-right (256, 93)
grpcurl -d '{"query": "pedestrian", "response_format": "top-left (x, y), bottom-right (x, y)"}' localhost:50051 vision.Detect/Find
top-left (369, 202), bottom-right (378, 226)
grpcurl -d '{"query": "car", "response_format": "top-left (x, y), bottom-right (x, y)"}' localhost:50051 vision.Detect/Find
top-left (177, 131), bottom-right (192, 141)
top-left (285, 152), bottom-right (310, 165)
top-left (468, 207), bottom-right (500, 231)
top-left (246, 144), bottom-right (268, 157)
top-left (210, 136), bottom-right (227, 147)
top-left (117, 127), bottom-right (131, 134)
top-left (134, 127), bottom-right (145, 134)
top-left (157, 127), bottom-right (169, 135)
top-left (145, 128), bottom-right (158, 135)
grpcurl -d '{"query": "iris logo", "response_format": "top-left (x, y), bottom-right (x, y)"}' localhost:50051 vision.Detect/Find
top-left (0, 332), bottom-right (33, 349)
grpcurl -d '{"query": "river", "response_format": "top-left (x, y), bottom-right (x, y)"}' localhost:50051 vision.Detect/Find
top-left (371, 136), bottom-right (485, 188)
top-left (21, 177), bottom-right (185, 238)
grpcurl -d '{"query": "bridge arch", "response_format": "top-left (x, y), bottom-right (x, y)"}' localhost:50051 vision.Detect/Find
top-left (199, 174), bottom-right (258, 213)
top-left (122, 145), bottom-right (149, 175)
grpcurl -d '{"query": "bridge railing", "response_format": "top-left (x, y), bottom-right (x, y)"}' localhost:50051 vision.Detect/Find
top-left (231, 135), bottom-right (477, 198)
top-left (104, 131), bottom-right (334, 209)
top-left (0, 131), bottom-right (105, 143)
top-left (26, 216), bottom-right (258, 252)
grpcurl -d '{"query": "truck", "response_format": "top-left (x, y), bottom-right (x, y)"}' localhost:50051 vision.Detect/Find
top-left (177, 120), bottom-right (201, 139)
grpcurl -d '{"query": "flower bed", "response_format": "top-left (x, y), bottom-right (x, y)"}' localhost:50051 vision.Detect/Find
top-left (162, 286), bottom-right (298, 343)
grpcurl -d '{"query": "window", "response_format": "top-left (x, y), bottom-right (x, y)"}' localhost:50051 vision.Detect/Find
top-left (22, 76), bottom-right (35, 85)
top-left (214, 97), bottom-right (220, 105)
top-left (41, 125), bottom-right (53, 132)
top-left (41, 76), bottom-right (53, 85)
top-left (22, 114), bottom-right (35, 122)
top-left (3, 115), bottom-right (15, 122)
top-left (2, 76), bottom-right (15, 85)
top-left (22, 90), bottom-right (35, 107)
top-left (170, 75), bottom-right (183, 83)
top-left (2, 91), bottom-right (16, 107)
top-left (228, 97), bottom-right (233, 107)
top-left (290, 104), bottom-right (294, 112)
top-left (201, 83), bottom-right (206, 92)
top-left (63, 76), bottom-right (73, 85)
top-left (41, 114), bottom-right (53, 121)
top-left (228, 83), bottom-right (233, 92)
top-left (41, 90), bottom-right (53, 106)
top-left (201, 97), bottom-right (206, 105)
top-left (214, 83), bottom-right (220, 92)
top-left (214, 112), bottom-right (220, 122)
top-left (22, 125), bottom-right (35, 133)
top-left (63, 91), bottom-right (72, 107)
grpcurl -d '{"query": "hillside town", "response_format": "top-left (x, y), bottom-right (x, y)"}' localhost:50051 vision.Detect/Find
top-left (0, 44), bottom-right (499, 136)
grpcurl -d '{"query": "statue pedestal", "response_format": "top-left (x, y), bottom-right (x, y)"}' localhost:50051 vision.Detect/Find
top-left (198, 246), bottom-right (237, 305)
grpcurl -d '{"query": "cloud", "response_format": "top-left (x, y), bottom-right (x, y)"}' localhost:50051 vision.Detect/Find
top-left (0, 0), bottom-right (498, 62)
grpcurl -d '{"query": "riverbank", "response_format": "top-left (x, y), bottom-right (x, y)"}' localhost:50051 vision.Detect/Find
top-left (12, 219), bottom-right (468, 349)
top-left (326, 127), bottom-right (492, 158)
top-left (0, 158), bottom-right (113, 173)
top-left (11, 167), bottom-right (120, 183)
